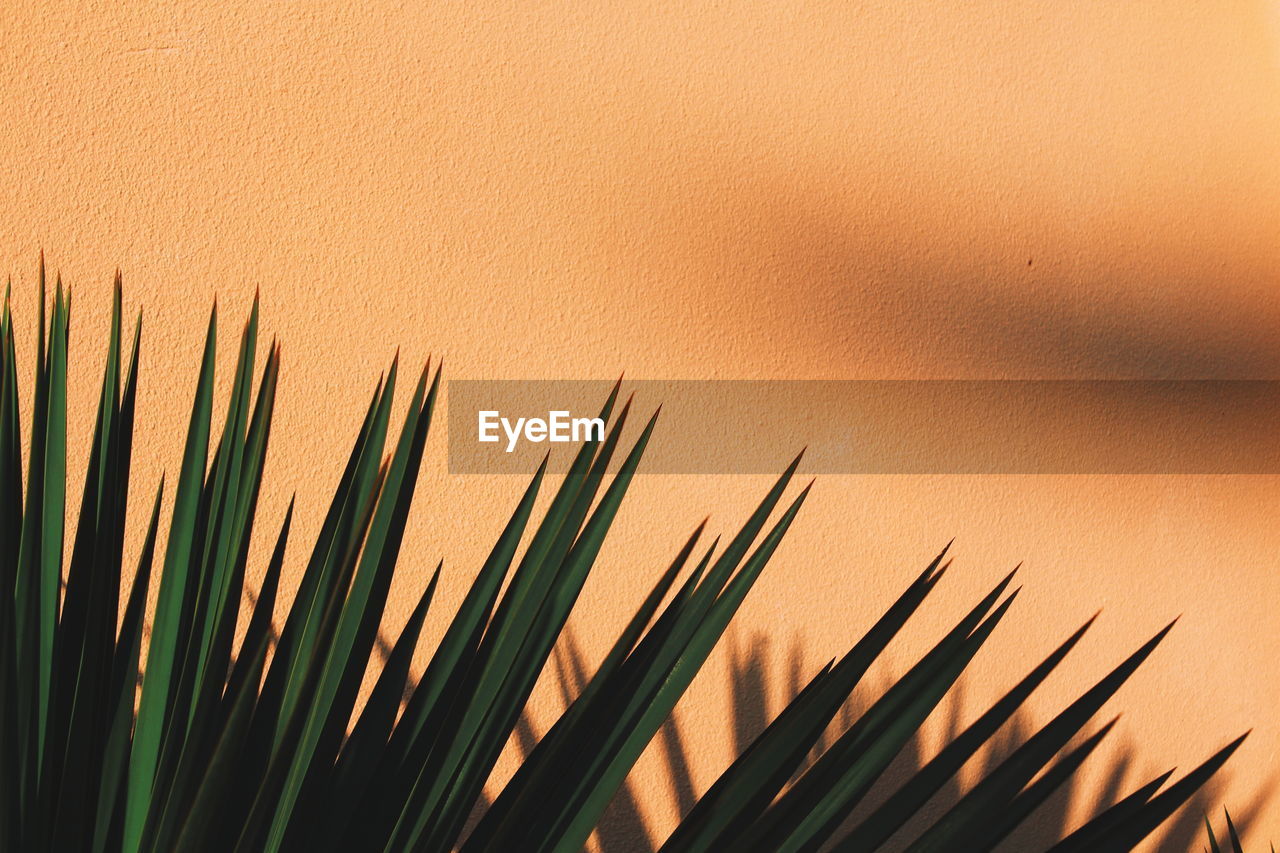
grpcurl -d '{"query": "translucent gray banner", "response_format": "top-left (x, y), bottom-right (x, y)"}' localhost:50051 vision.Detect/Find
top-left (446, 380), bottom-right (1280, 474)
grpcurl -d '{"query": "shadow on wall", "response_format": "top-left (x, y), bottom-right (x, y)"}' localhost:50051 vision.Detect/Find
top-left (241, 578), bottom-right (1272, 851)
top-left (713, 178), bottom-right (1280, 380)
top-left (501, 632), bottom-right (1269, 853)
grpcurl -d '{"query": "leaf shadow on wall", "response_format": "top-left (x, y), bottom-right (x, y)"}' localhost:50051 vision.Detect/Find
top-left (500, 630), bottom-right (1267, 853)
top-left (240, 582), bottom-right (1270, 852)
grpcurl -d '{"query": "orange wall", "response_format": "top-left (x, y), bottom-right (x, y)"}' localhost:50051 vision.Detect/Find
top-left (2, 1), bottom-right (1278, 849)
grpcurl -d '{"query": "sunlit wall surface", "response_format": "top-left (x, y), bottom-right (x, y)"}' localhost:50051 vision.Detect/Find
top-left (1, 1), bottom-right (1278, 848)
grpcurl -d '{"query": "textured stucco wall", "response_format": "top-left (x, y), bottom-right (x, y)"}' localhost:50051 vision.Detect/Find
top-left (2, 1), bottom-right (1278, 849)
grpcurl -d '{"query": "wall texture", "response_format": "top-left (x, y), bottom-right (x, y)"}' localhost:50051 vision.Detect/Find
top-left (2, 1), bottom-right (1278, 849)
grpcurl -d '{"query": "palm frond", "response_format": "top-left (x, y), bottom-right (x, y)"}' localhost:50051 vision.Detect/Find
top-left (0, 274), bottom-right (1251, 853)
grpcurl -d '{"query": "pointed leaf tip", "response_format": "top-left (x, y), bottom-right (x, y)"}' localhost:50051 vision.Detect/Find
top-left (927, 538), bottom-right (955, 567)
top-left (1149, 618), bottom-right (1180, 646)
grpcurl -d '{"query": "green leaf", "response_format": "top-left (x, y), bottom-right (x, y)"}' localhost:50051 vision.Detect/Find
top-left (485, 478), bottom-right (812, 853)
top-left (477, 520), bottom-right (708, 846)
top-left (837, 612), bottom-right (1097, 852)
top-left (308, 563), bottom-right (442, 848)
top-left (740, 568), bottom-right (1018, 853)
top-left (748, 585), bottom-right (1019, 853)
top-left (966, 716), bottom-right (1119, 851)
top-left (0, 286), bottom-right (22, 852)
top-left (1207, 814), bottom-right (1224, 853)
top-left (93, 478), bottom-right (165, 853)
top-left (124, 304), bottom-right (218, 853)
top-left (47, 282), bottom-right (125, 852)
top-left (171, 630), bottom-right (272, 853)
top-left (1085, 733), bottom-right (1249, 853)
top-left (906, 620), bottom-right (1178, 853)
top-left (662, 548), bottom-right (950, 853)
top-left (261, 362), bottom-right (437, 853)
top-left (1226, 809), bottom-right (1245, 853)
top-left (381, 398), bottom-right (640, 853)
top-left (37, 285), bottom-right (68, 759)
top-left (1044, 769), bottom-right (1173, 853)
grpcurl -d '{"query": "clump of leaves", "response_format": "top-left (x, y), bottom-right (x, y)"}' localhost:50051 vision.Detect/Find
top-left (0, 267), bottom-right (1248, 852)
